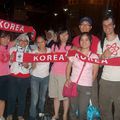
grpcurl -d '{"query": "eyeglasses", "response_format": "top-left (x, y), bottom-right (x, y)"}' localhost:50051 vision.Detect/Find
top-left (19, 39), bottom-right (28, 42)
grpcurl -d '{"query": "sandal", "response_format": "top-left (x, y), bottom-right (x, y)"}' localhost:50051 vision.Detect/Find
top-left (18, 116), bottom-right (24, 120)
top-left (63, 115), bottom-right (67, 120)
top-left (6, 115), bottom-right (13, 120)
top-left (51, 116), bottom-right (59, 120)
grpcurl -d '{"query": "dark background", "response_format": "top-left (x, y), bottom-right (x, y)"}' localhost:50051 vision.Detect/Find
top-left (0, 0), bottom-right (120, 37)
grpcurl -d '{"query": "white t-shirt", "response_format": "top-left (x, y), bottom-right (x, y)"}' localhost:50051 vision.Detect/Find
top-left (31, 48), bottom-right (51, 78)
top-left (97, 35), bottom-right (120, 81)
top-left (68, 52), bottom-right (98, 86)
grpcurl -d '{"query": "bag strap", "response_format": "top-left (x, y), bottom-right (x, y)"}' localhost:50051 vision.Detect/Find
top-left (89, 98), bottom-right (92, 106)
top-left (76, 52), bottom-right (92, 84)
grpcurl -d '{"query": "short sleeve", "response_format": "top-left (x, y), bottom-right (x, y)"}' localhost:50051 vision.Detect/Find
top-left (47, 48), bottom-right (51, 53)
top-left (68, 56), bottom-right (74, 63)
top-left (97, 42), bottom-right (102, 55)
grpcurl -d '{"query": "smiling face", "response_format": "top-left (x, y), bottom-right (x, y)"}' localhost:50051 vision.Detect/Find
top-left (19, 39), bottom-right (29, 48)
top-left (0, 36), bottom-right (10, 46)
top-left (103, 18), bottom-right (115, 36)
top-left (80, 34), bottom-right (91, 49)
top-left (37, 36), bottom-right (46, 49)
top-left (59, 31), bottom-right (69, 43)
top-left (79, 21), bottom-right (92, 33)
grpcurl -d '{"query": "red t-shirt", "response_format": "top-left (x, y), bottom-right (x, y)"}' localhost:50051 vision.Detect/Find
top-left (72, 35), bottom-right (99, 53)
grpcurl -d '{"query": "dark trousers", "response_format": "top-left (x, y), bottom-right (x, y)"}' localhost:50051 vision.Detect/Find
top-left (99, 79), bottom-right (120, 120)
top-left (7, 75), bottom-right (30, 117)
top-left (69, 85), bottom-right (92, 120)
top-left (91, 80), bottom-right (99, 107)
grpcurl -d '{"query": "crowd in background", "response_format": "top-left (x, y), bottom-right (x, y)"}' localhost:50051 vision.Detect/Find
top-left (0, 14), bottom-right (120, 120)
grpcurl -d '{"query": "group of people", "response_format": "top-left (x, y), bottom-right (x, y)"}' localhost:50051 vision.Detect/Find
top-left (0, 14), bottom-right (120, 120)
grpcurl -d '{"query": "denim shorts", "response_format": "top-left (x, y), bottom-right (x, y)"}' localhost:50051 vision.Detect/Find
top-left (0, 75), bottom-right (9, 100)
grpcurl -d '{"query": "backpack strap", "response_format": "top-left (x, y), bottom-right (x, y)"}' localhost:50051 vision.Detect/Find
top-left (118, 33), bottom-right (120, 40)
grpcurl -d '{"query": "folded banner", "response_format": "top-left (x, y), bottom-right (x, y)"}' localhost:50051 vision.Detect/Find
top-left (12, 50), bottom-right (120, 66)
top-left (0, 19), bottom-right (36, 40)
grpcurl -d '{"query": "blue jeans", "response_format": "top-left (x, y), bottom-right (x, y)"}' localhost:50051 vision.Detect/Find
top-left (7, 75), bottom-right (30, 116)
top-left (29, 75), bottom-right (49, 118)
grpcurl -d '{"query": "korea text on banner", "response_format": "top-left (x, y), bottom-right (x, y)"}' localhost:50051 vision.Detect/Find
top-left (0, 19), bottom-right (36, 40)
top-left (11, 50), bottom-right (120, 66)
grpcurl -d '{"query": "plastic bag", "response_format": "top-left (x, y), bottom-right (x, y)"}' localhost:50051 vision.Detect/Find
top-left (87, 99), bottom-right (100, 120)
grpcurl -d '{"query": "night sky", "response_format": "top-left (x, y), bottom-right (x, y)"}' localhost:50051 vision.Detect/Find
top-left (0, 0), bottom-right (120, 36)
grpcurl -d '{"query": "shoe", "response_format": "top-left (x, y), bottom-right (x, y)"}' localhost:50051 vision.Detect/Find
top-left (6, 115), bottom-right (13, 120)
top-left (18, 116), bottom-right (24, 120)
top-left (39, 113), bottom-right (44, 117)
top-left (28, 116), bottom-right (36, 120)
top-left (63, 115), bottom-right (67, 120)
top-left (51, 116), bottom-right (59, 120)
top-left (0, 116), bottom-right (5, 120)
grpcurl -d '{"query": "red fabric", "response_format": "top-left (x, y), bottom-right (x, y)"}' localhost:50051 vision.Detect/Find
top-left (0, 19), bottom-right (36, 40)
top-left (12, 50), bottom-right (120, 66)
top-left (23, 52), bottom-right (67, 62)
top-left (10, 73), bottom-right (30, 78)
top-left (72, 35), bottom-right (99, 53)
top-left (67, 50), bottom-right (120, 66)
top-left (63, 82), bottom-right (78, 97)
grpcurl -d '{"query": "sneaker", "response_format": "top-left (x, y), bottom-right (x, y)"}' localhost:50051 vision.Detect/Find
top-left (0, 116), bottom-right (5, 120)
top-left (18, 116), bottom-right (24, 120)
top-left (6, 115), bottom-right (13, 120)
top-left (39, 113), bottom-right (44, 117)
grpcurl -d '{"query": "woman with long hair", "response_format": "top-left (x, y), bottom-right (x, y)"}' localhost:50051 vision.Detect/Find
top-left (49, 27), bottom-right (72, 120)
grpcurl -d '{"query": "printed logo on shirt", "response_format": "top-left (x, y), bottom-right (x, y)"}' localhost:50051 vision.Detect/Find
top-left (106, 43), bottom-right (120, 55)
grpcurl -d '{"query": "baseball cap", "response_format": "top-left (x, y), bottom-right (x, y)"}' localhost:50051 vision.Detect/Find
top-left (79, 17), bottom-right (92, 25)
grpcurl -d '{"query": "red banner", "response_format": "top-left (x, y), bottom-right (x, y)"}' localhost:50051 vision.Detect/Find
top-left (12, 50), bottom-right (120, 66)
top-left (0, 19), bottom-right (36, 40)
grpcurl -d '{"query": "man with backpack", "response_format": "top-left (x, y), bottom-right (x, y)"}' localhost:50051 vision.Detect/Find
top-left (98, 15), bottom-right (120, 120)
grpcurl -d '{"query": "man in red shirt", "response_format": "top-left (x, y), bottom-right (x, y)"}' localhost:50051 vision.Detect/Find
top-left (72, 17), bottom-right (99, 53)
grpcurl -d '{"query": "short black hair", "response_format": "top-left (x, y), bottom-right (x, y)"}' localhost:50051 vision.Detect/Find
top-left (102, 15), bottom-right (115, 25)
top-left (0, 31), bottom-right (11, 38)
